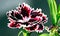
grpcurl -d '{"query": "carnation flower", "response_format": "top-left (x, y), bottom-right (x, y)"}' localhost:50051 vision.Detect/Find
top-left (6, 3), bottom-right (48, 33)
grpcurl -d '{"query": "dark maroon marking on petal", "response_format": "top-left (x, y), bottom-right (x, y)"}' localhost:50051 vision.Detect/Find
top-left (26, 24), bottom-right (37, 31)
top-left (28, 19), bottom-right (36, 22)
top-left (15, 24), bottom-right (20, 28)
top-left (9, 16), bottom-right (17, 20)
top-left (6, 12), bottom-right (10, 17)
top-left (10, 22), bottom-right (21, 27)
top-left (43, 16), bottom-right (46, 19)
top-left (44, 20), bottom-right (46, 22)
top-left (20, 5), bottom-right (21, 7)
top-left (21, 6), bottom-right (30, 17)
top-left (15, 13), bottom-right (22, 19)
top-left (7, 11), bottom-right (14, 17)
top-left (11, 11), bottom-right (14, 16)
top-left (7, 11), bottom-right (17, 20)
top-left (29, 24), bottom-right (37, 30)
top-left (29, 27), bottom-right (34, 30)
top-left (10, 22), bottom-right (16, 27)
top-left (6, 12), bottom-right (9, 16)
top-left (25, 27), bottom-right (30, 30)
top-left (21, 22), bottom-right (29, 26)
top-left (39, 13), bottom-right (43, 17)
top-left (31, 12), bottom-right (40, 18)
top-left (31, 15), bottom-right (36, 18)
top-left (34, 17), bottom-right (39, 21)
top-left (42, 16), bottom-right (46, 21)
top-left (38, 24), bottom-right (43, 30)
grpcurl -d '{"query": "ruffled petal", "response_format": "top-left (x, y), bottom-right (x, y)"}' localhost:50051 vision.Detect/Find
top-left (8, 21), bottom-right (21, 29)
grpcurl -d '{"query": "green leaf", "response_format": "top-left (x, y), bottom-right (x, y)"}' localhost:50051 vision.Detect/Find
top-left (39, 33), bottom-right (49, 36)
top-left (57, 4), bottom-right (60, 22)
top-left (58, 4), bottom-right (60, 12)
top-left (57, 19), bottom-right (60, 27)
top-left (47, 0), bottom-right (57, 25)
top-left (22, 29), bottom-right (30, 36)
top-left (23, 32), bottom-right (28, 36)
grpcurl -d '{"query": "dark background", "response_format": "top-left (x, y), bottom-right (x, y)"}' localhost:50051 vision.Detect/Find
top-left (0, 0), bottom-right (60, 36)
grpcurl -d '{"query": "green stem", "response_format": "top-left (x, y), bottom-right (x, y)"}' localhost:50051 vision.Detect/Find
top-left (23, 31), bottom-right (29, 36)
top-left (18, 28), bottom-right (30, 36)
top-left (49, 27), bottom-right (59, 36)
top-left (18, 31), bottom-right (22, 36)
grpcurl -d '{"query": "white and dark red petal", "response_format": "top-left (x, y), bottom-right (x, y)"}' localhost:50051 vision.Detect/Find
top-left (28, 16), bottom-right (42, 23)
top-left (14, 12), bottom-right (23, 20)
top-left (31, 12), bottom-right (40, 18)
top-left (24, 24), bottom-right (38, 32)
top-left (28, 18), bottom-right (37, 22)
top-left (34, 16), bottom-right (42, 22)
top-left (20, 7), bottom-right (31, 17)
top-left (21, 22), bottom-right (30, 27)
top-left (35, 24), bottom-right (44, 33)
top-left (24, 23), bottom-right (44, 33)
top-left (7, 10), bottom-right (23, 20)
top-left (17, 3), bottom-right (32, 17)
top-left (38, 24), bottom-right (44, 30)
top-left (42, 15), bottom-right (48, 24)
top-left (8, 22), bottom-right (21, 29)
top-left (39, 13), bottom-right (43, 17)
top-left (22, 16), bottom-right (31, 22)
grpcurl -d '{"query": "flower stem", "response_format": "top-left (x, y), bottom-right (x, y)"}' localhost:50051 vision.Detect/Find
top-left (18, 28), bottom-right (30, 36)
top-left (49, 26), bottom-right (59, 36)
top-left (18, 31), bottom-right (22, 36)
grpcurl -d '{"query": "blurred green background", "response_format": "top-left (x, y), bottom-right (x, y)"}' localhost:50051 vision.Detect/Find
top-left (0, 0), bottom-right (60, 36)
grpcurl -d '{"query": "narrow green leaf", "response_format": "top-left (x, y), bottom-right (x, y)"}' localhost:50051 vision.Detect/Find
top-left (39, 33), bottom-right (49, 36)
top-left (57, 19), bottom-right (60, 27)
top-left (57, 4), bottom-right (60, 22)
top-left (58, 4), bottom-right (60, 12)
top-left (47, 0), bottom-right (57, 25)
